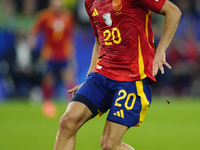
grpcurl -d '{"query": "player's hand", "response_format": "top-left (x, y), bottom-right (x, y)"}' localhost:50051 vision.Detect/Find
top-left (67, 85), bottom-right (81, 97)
top-left (153, 51), bottom-right (171, 76)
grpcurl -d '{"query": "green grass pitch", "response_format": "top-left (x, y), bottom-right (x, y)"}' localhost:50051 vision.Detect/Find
top-left (0, 97), bottom-right (200, 150)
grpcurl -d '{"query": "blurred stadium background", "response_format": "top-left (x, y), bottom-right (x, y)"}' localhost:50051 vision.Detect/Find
top-left (0, 0), bottom-right (200, 149)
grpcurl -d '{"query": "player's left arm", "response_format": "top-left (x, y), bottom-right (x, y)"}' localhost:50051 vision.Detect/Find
top-left (153, 0), bottom-right (181, 76)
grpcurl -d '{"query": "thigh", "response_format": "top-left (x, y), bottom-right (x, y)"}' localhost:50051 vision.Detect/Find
top-left (101, 120), bottom-right (128, 146)
top-left (107, 78), bottom-right (152, 127)
top-left (62, 101), bottom-right (93, 129)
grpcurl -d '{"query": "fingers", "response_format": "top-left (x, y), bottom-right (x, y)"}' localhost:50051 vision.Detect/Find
top-left (160, 61), bottom-right (172, 74)
top-left (67, 85), bottom-right (80, 97)
top-left (160, 65), bottom-right (165, 74)
top-left (72, 92), bottom-right (75, 97)
top-left (153, 66), bottom-right (158, 76)
top-left (67, 87), bottom-right (76, 93)
top-left (67, 85), bottom-right (80, 93)
top-left (164, 61), bottom-right (172, 69)
top-left (153, 61), bottom-right (171, 76)
top-left (153, 51), bottom-right (171, 76)
top-left (153, 65), bottom-right (163, 76)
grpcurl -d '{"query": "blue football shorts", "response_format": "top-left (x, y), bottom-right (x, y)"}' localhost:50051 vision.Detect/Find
top-left (71, 72), bottom-right (152, 127)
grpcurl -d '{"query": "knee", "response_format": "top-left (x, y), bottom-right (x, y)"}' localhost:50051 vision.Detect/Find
top-left (59, 112), bottom-right (79, 134)
top-left (100, 137), bottom-right (115, 150)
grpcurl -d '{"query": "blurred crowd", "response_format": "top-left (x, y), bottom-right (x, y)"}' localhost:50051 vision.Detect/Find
top-left (0, 0), bottom-right (200, 103)
top-left (152, 0), bottom-right (200, 97)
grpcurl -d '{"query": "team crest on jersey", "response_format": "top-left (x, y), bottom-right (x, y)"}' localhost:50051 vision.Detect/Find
top-left (112, 0), bottom-right (122, 11)
top-left (102, 13), bottom-right (112, 26)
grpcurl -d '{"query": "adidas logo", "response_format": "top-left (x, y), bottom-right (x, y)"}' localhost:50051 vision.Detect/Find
top-left (92, 8), bottom-right (99, 17)
top-left (113, 109), bottom-right (124, 118)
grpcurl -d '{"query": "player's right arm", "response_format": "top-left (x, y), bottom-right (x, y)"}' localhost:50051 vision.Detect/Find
top-left (86, 37), bottom-right (100, 76)
top-left (68, 1), bottom-right (100, 95)
top-left (68, 37), bottom-right (100, 95)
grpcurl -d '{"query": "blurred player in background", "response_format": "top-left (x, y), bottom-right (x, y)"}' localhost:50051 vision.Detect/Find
top-left (29, 0), bottom-right (76, 118)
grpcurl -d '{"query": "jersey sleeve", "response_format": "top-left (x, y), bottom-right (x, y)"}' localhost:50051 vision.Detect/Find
top-left (85, 1), bottom-right (98, 37)
top-left (141, 0), bottom-right (166, 13)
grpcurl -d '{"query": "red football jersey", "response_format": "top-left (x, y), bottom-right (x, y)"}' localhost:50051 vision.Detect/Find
top-left (32, 8), bottom-right (74, 61)
top-left (85, 0), bottom-right (166, 82)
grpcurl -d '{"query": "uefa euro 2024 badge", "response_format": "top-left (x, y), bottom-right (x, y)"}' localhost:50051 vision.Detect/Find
top-left (103, 13), bottom-right (112, 26)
